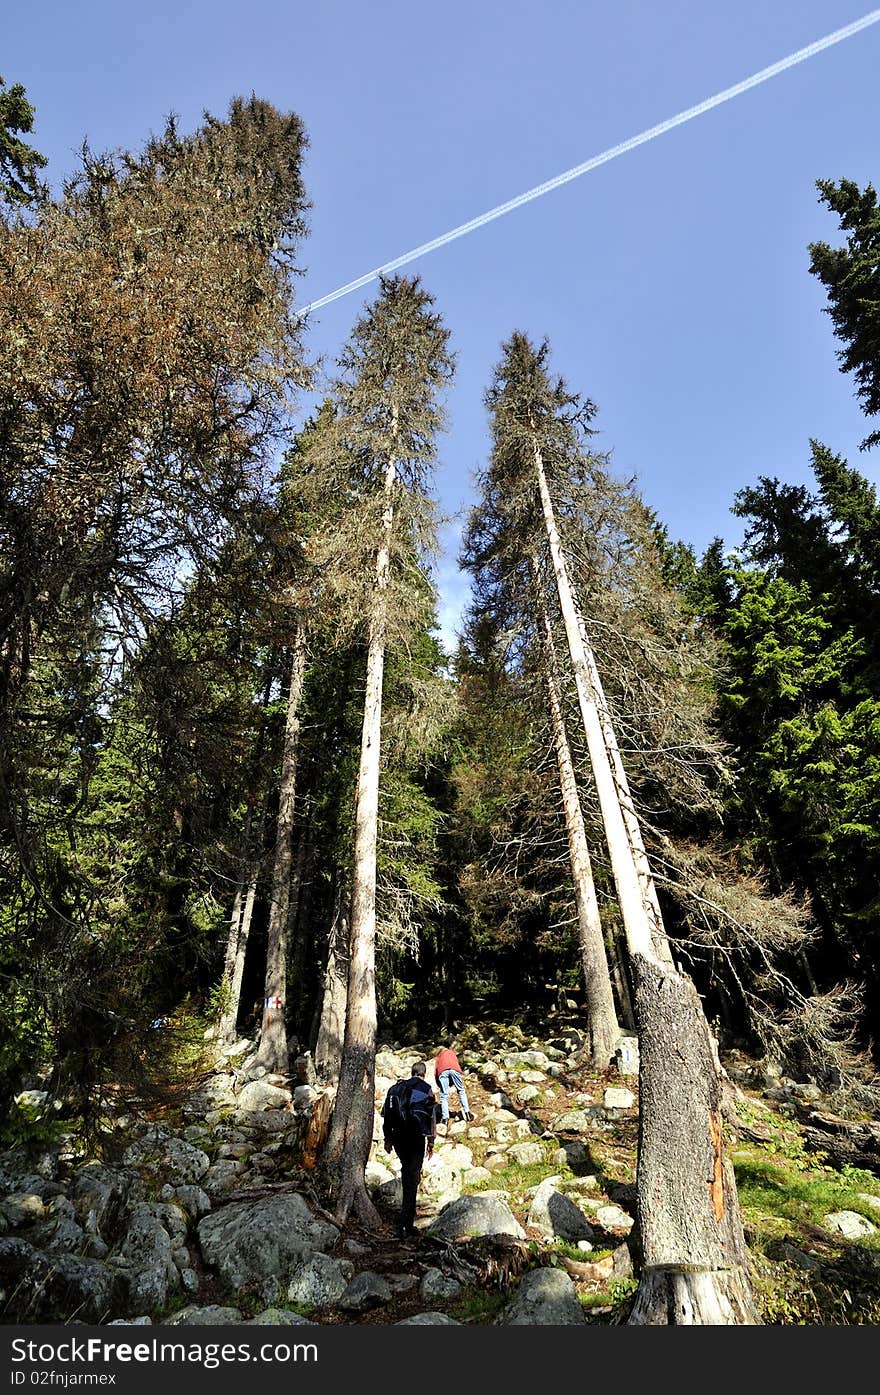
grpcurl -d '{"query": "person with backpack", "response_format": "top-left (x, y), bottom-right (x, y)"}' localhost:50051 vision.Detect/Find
top-left (381, 1061), bottom-right (437, 1239)
top-left (434, 1039), bottom-right (473, 1129)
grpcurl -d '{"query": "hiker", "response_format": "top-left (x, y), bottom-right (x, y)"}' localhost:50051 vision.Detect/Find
top-left (381, 1061), bottom-right (438, 1239)
top-left (434, 1039), bottom-right (473, 1127)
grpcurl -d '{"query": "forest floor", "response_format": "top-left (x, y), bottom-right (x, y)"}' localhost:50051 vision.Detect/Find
top-left (289, 1021), bottom-right (880, 1325)
top-left (4, 1015), bottom-right (880, 1325)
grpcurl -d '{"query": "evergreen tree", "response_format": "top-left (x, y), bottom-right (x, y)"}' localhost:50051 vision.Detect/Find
top-left (0, 76), bottom-right (46, 213)
top-left (306, 276), bottom-right (454, 1224)
top-left (809, 179), bottom-right (880, 449)
top-left (469, 331), bottom-right (759, 1323)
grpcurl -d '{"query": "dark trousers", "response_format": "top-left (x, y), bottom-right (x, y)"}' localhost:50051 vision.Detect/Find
top-left (393, 1130), bottom-right (426, 1232)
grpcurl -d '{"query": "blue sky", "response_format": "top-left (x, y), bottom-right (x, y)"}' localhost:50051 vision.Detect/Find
top-left (6, 1), bottom-right (880, 648)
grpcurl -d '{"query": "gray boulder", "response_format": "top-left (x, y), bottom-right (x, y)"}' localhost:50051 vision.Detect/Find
top-left (235, 1111), bottom-right (297, 1138)
top-left (555, 1140), bottom-right (590, 1169)
top-left (202, 1161), bottom-right (243, 1198)
top-left (167, 1305), bottom-right (242, 1324)
top-left (419, 1267), bottom-right (462, 1301)
top-left (614, 1037), bottom-right (639, 1077)
top-left (396, 1312), bottom-right (461, 1325)
top-left (527, 1179), bottom-right (594, 1242)
top-left (246, 1309), bottom-right (317, 1325)
top-left (1, 1192), bottom-right (45, 1226)
top-left (603, 1087), bottom-right (635, 1111)
top-left (595, 1204), bottom-right (634, 1235)
top-left (115, 1203), bottom-right (177, 1312)
top-left (338, 1271), bottom-right (392, 1311)
top-left (0, 1237), bottom-right (120, 1323)
top-left (503, 1051), bottom-right (551, 1069)
top-left (507, 1141), bottom-right (544, 1166)
top-left (184, 1075), bottom-right (237, 1115)
top-left (123, 1131), bottom-right (209, 1187)
top-left (197, 1194), bottom-right (338, 1303)
top-left (166, 1185), bottom-right (212, 1220)
top-left (553, 1110), bottom-right (598, 1132)
top-left (70, 1164), bottom-right (132, 1239)
top-left (498, 1266), bottom-right (586, 1325)
top-left (824, 1210), bottom-right (877, 1240)
top-left (30, 1215), bottom-right (91, 1256)
top-left (428, 1195), bottom-right (525, 1241)
top-left (236, 1080), bottom-right (292, 1112)
top-left (515, 1085), bottom-right (541, 1104)
top-left (286, 1253), bottom-right (353, 1308)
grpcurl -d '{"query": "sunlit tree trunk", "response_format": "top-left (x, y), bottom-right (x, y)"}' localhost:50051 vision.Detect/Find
top-left (324, 440), bottom-right (397, 1226)
top-left (532, 559), bottom-right (620, 1064)
top-left (314, 878), bottom-right (350, 1083)
top-left (218, 870), bottom-right (258, 1046)
top-left (255, 623), bottom-right (307, 1074)
top-left (627, 953), bottom-right (760, 1324)
top-left (533, 441), bottom-right (655, 961)
top-left (579, 635), bottom-right (673, 965)
top-left (533, 439), bottom-right (758, 1324)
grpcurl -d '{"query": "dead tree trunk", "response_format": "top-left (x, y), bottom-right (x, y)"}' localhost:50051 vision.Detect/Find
top-left (533, 561), bottom-right (620, 1064)
top-left (533, 441), bottom-right (653, 962)
top-left (628, 954), bottom-right (761, 1324)
top-left (314, 879), bottom-right (350, 1083)
top-left (580, 638), bottom-right (673, 966)
top-left (255, 623), bottom-right (307, 1075)
top-left (324, 443), bottom-right (398, 1228)
top-left (532, 439), bottom-right (759, 1323)
top-left (610, 930), bottom-right (637, 1031)
top-left (218, 868), bottom-right (259, 1047)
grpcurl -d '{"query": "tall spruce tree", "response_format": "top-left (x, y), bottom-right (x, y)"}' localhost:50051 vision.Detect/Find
top-left (0, 76), bottom-right (46, 213)
top-left (305, 276), bottom-right (454, 1224)
top-left (473, 332), bottom-right (759, 1323)
top-left (0, 97), bottom-right (310, 1117)
top-left (809, 179), bottom-right (880, 449)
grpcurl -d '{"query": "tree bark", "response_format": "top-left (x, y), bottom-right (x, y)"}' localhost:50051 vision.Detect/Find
top-left (255, 623), bottom-right (307, 1075)
top-left (627, 954), bottom-right (761, 1324)
top-left (532, 562), bottom-right (620, 1065)
top-left (218, 882), bottom-right (243, 1037)
top-left (324, 440), bottom-right (398, 1228)
top-left (531, 440), bottom-right (758, 1323)
top-left (314, 879), bottom-right (350, 1083)
top-left (579, 638), bottom-right (674, 966)
top-left (610, 930), bottom-right (637, 1031)
top-left (218, 869), bottom-right (258, 1047)
top-left (533, 441), bottom-right (656, 964)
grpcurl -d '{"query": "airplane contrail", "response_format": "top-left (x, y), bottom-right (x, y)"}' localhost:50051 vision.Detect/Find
top-left (299, 9), bottom-right (880, 317)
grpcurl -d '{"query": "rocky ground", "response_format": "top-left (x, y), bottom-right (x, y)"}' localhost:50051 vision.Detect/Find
top-left (3, 1018), bottom-right (880, 1326)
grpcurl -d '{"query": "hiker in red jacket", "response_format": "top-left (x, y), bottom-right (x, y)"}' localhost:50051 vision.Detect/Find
top-left (434, 1039), bottom-right (473, 1128)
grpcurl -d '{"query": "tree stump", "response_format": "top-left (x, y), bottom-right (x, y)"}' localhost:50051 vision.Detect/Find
top-left (628, 954), bottom-right (761, 1325)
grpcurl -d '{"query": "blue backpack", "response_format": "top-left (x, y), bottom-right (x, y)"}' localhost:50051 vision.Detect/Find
top-left (383, 1079), bottom-right (435, 1136)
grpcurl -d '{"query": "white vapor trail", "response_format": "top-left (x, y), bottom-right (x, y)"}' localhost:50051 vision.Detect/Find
top-left (299, 9), bottom-right (880, 317)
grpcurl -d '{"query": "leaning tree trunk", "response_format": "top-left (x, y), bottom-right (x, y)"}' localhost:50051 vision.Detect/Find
top-left (532, 560), bottom-right (620, 1065)
top-left (314, 879), bottom-right (350, 1083)
top-left (628, 954), bottom-right (761, 1324)
top-left (609, 931), bottom-right (637, 1031)
top-left (533, 441), bottom-right (653, 962)
top-left (324, 445), bottom-right (398, 1228)
top-left (255, 623), bottom-right (307, 1074)
top-left (580, 639), bottom-right (673, 967)
top-left (218, 865), bottom-right (259, 1047)
top-left (532, 439), bottom-right (759, 1323)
